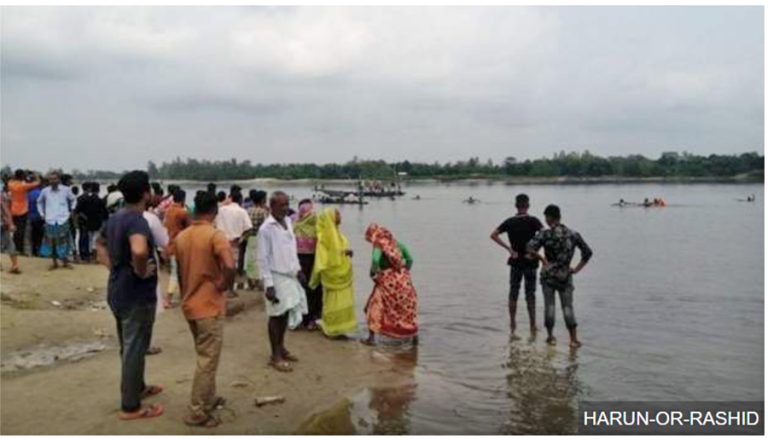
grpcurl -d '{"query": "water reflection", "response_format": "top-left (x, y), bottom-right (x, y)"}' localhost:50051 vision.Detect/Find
top-left (297, 347), bottom-right (418, 434)
top-left (501, 340), bottom-right (581, 434)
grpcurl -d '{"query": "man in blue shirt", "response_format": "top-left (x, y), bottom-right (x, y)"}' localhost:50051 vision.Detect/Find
top-left (36, 172), bottom-right (76, 269)
top-left (95, 170), bottom-right (164, 421)
top-left (27, 184), bottom-right (44, 257)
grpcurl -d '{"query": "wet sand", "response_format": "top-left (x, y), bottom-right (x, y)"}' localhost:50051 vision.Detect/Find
top-left (0, 257), bottom-right (413, 434)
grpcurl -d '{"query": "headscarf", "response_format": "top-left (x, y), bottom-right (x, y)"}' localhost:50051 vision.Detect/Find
top-left (309, 208), bottom-right (352, 290)
top-left (293, 201), bottom-right (317, 239)
top-left (365, 223), bottom-right (404, 270)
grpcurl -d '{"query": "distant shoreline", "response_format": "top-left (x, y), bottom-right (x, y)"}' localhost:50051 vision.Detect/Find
top-left (156, 174), bottom-right (764, 186)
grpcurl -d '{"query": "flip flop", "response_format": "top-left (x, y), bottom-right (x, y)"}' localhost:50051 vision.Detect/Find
top-left (119, 403), bottom-right (164, 421)
top-left (282, 351), bottom-right (299, 362)
top-left (146, 346), bottom-right (163, 355)
top-left (268, 359), bottom-right (293, 373)
top-left (141, 384), bottom-right (164, 399)
top-left (184, 413), bottom-right (221, 428)
top-left (9, 268), bottom-right (21, 274)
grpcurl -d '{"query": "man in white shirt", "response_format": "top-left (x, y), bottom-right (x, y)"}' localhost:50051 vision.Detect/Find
top-left (257, 191), bottom-right (308, 373)
top-left (214, 191), bottom-right (252, 295)
top-left (37, 172), bottom-right (77, 270)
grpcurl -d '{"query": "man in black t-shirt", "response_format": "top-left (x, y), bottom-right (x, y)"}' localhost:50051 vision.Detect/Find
top-left (490, 193), bottom-right (544, 336)
top-left (75, 182), bottom-right (108, 263)
top-left (95, 171), bottom-right (164, 421)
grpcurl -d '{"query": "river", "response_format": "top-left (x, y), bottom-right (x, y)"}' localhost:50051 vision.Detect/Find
top-left (173, 181), bottom-right (764, 434)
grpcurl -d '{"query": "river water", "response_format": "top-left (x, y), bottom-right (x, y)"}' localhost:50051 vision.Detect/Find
top-left (177, 181), bottom-right (764, 434)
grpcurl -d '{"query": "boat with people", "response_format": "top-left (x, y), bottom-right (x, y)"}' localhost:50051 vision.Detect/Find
top-left (315, 195), bottom-right (369, 205)
top-left (612, 197), bottom-right (667, 207)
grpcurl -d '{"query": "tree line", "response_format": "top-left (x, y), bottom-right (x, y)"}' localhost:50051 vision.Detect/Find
top-left (3, 151), bottom-right (763, 182)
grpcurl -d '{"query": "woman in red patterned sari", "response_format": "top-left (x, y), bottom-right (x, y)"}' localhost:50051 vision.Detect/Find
top-left (363, 223), bottom-right (419, 345)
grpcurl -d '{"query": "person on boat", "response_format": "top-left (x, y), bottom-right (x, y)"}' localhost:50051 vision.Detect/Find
top-left (362, 223), bottom-right (418, 346)
top-left (643, 198), bottom-right (652, 207)
top-left (490, 193), bottom-right (543, 336)
top-left (257, 191), bottom-right (308, 372)
top-left (527, 205), bottom-right (592, 349)
top-left (309, 208), bottom-right (357, 338)
top-left (293, 199), bottom-right (322, 330)
top-left (617, 199), bottom-right (626, 206)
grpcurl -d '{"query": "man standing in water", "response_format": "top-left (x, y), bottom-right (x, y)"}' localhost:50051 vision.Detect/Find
top-left (527, 204), bottom-right (592, 348)
top-left (491, 193), bottom-right (543, 337)
top-left (95, 170), bottom-right (164, 420)
top-left (257, 191), bottom-right (307, 373)
top-left (175, 191), bottom-right (235, 427)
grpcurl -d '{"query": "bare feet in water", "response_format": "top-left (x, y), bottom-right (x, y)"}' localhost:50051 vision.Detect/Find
top-left (546, 336), bottom-right (557, 346)
top-left (569, 339), bottom-right (582, 349)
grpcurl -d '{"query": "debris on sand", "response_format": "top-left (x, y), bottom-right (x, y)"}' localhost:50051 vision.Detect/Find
top-left (255, 396), bottom-right (286, 407)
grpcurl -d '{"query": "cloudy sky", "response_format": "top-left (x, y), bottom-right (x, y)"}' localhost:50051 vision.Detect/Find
top-left (1, 6), bottom-right (763, 171)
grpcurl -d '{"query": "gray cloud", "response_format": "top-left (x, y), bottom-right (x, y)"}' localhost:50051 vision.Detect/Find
top-left (0, 6), bottom-right (763, 171)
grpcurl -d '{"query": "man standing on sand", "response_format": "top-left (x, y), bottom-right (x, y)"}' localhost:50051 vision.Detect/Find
top-left (214, 191), bottom-right (252, 294)
top-left (27, 182), bottom-right (45, 257)
top-left (175, 191), bottom-right (235, 428)
top-left (37, 172), bottom-right (76, 270)
top-left (95, 170), bottom-right (164, 421)
top-left (527, 204), bottom-right (592, 349)
top-left (7, 169), bottom-right (40, 255)
top-left (75, 182), bottom-right (107, 263)
top-left (1, 185), bottom-right (21, 274)
top-left (491, 194), bottom-right (543, 337)
top-left (163, 189), bottom-right (190, 307)
top-left (257, 191), bottom-right (308, 373)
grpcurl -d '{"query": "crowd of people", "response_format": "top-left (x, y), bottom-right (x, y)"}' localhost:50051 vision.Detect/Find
top-left (0, 169), bottom-right (113, 272)
top-left (1, 168), bottom-right (594, 428)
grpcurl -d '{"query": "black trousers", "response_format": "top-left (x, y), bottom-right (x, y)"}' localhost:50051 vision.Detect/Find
top-left (112, 303), bottom-right (156, 412)
top-left (12, 214), bottom-right (27, 255)
top-left (30, 218), bottom-right (45, 256)
top-left (237, 238), bottom-right (248, 275)
top-left (298, 253), bottom-right (323, 323)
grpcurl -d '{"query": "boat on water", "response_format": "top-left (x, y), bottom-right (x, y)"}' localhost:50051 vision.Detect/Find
top-left (316, 197), bottom-right (369, 205)
top-left (315, 187), bottom-right (405, 198)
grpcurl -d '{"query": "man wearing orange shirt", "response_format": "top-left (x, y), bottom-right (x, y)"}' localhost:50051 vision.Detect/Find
top-left (174, 191), bottom-right (235, 428)
top-left (162, 189), bottom-right (190, 307)
top-left (7, 169), bottom-right (40, 255)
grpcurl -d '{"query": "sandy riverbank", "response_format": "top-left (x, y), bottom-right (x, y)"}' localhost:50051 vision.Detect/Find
top-left (0, 257), bottom-right (414, 434)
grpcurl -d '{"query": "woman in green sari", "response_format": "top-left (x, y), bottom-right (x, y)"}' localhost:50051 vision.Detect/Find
top-left (309, 208), bottom-right (357, 338)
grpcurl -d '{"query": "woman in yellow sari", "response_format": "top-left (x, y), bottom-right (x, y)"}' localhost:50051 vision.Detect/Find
top-left (309, 208), bottom-right (357, 338)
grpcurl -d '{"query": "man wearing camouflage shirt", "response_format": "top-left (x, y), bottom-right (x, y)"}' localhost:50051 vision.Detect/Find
top-left (527, 204), bottom-right (592, 348)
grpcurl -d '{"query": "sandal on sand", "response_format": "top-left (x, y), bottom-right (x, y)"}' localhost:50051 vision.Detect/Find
top-left (141, 384), bottom-right (164, 399)
top-left (282, 351), bottom-right (299, 362)
top-left (119, 403), bottom-right (164, 421)
top-left (269, 359), bottom-right (293, 373)
top-left (184, 413), bottom-right (221, 428)
top-left (9, 268), bottom-right (21, 274)
top-left (146, 346), bottom-right (163, 355)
